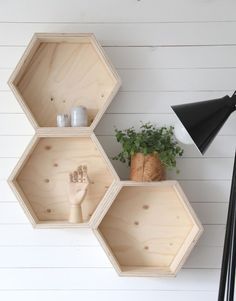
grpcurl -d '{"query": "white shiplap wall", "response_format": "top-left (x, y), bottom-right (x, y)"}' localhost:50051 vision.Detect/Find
top-left (1, 0), bottom-right (236, 300)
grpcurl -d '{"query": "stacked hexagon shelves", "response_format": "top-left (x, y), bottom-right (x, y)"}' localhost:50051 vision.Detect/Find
top-left (8, 33), bottom-right (121, 228)
top-left (8, 33), bottom-right (203, 276)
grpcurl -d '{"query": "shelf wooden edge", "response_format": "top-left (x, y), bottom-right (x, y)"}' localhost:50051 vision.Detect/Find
top-left (8, 134), bottom-right (39, 182)
top-left (93, 228), bottom-right (123, 275)
top-left (36, 127), bottom-right (93, 137)
top-left (118, 180), bottom-right (179, 187)
top-left (90, 180), bottom-right (121, 229)
top-left (34, 221), bottom-right (90, 229)
top-left (7, 179), bottom-right (39, 227)
top-left (93, 228), bottom-right (177, 277)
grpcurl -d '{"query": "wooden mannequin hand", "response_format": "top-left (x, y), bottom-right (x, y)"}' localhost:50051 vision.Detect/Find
top-left (68, 165), bottom-right (89, 223)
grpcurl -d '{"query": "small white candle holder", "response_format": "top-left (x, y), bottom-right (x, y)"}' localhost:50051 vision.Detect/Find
top-left (56, 114), bottom-right (70, 127)
top-left (71, 106), bottom-right (88, 127)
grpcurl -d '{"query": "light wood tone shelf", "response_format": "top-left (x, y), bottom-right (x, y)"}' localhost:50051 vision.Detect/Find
top-left (93, 181), bottom-right (203, 277)
top-left (8, 130), bottom-right (119, 228)
top-left (8, 33), bottom-right (121, 130)
top-left (7, 32), bottom-right (203, 277)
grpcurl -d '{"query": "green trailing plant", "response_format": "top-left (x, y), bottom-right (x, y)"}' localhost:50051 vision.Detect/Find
top-left (113, 123), bottom-right (184, 171)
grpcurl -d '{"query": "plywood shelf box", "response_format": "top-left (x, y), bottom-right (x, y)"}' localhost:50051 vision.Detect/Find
top-left (8, 33), bottom-right (121, 130)
top-left (8, 131), bottom-right (119, 228)
top-left (93, 181), bottom-right (203, 277)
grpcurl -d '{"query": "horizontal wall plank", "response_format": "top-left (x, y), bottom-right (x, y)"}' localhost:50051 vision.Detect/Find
top-left (169, 158), bottom-right (234, 182)
top-left (1, 112), bottom-right (235, 136)
top-left (0, 268), bottom-right (219, 290)
top-left (96, 113), bottom-right (236, 136)
top-left (0, 203), bottom-right (29, 223)
top-left (179, 181), bottom-right (231, 204)
top-left (0, 158), bottom-right (19, 180)
top-left (0, 246), bottom-right (111, 268)
top-left (196, 203), bottom-right (224, 225)
top-left (106, 46), bottom-right (236, 69)
top-left (0, 115), bottom-right (33, 135)
top-left (0, 291), bottom-right (218, 301)
top-left (2, 68), bottom-right (236, 91)
top-left (0, 47), bottom-right (24, 69)
top-left (0, 244), bottom-right (223, 269)
top-left (2, 135), bottom-right (236, 159)
top-left (185, 246), bottom-right (222, 269)
top-left (97, 135), bottom-right (236, 159)
top-left (1, 23), bottom-right (236, 46)
top-left (197, 225), bottom-right (225, 247)
top-left (1, 178), bottom-right (231, 204)
top-left (107, 91), bottom-right (234, 114)
top-left (111, 158), bottom-right (235, 181)
top-left (1, 152), bottom-right (235, 191)
top-left (118, 69), bottom-right (236, 92)
top-left (1, 156), bottom-right (235, 181)
top-left (2, 0), bottom-right (236, 23)
top-left (0, 69), bottom-right (11, 90)
top-left (0, 181), bottom-right (16, 202)
top-left (0, 202), bottom-right (227, 225)
top-left (0, 224), bottom-right (97, 246)
top-left (191, 203), bottom-right (227, 225)
top-left (1, 156), bottom-right (234, 181)
top-left (3, 45), bottom-right (236, 70)
top-left (0, 136), bottom-right (32, 157)
top-left (0, 90), bottom-right (233, 114)
top-left (0, 224), bottom-right (224, 247)
top-left (0, 91), bottom-right (23, 113)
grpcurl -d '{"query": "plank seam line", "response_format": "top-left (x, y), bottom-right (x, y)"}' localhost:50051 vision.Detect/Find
top-left (1, 20), bottom-right (236, 24)
top-left (0, 289), bottom-right (218, 292)
top-left (0, 267), bottom-right (221, 270)
top-left (3, 44), bottom-right (236, 48)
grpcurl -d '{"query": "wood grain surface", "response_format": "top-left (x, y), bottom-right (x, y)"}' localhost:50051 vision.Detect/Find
top-left (16, 136), bottom-right (114, 224)
top-left (97, 181), bottom-right (202, 276)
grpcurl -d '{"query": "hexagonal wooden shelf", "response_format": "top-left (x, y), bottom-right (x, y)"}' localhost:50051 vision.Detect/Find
top-left (8, 33), bottom-right (121, 130)
top-left (93, 181), bottom-right (203, 277)
top-left (8, 129), bottom-right (119, 228)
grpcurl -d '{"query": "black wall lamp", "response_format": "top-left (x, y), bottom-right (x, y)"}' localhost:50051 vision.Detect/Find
top-left (171, 92), bottom-right (236, 301)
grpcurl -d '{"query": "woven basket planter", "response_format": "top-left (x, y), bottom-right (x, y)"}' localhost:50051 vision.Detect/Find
top-left (130, 153), bottom-right (165, 182)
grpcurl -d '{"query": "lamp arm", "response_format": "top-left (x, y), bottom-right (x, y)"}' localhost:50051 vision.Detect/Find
top-left (218, 150), bottom-right (236, 301)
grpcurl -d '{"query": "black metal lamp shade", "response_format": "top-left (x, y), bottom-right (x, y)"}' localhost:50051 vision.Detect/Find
top-left (171, 95), bottom-right (236, 154)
